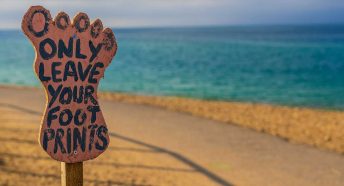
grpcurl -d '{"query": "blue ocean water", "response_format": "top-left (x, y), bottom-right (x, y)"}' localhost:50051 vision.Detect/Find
top-left (1, 25), bottom-right (344, 109)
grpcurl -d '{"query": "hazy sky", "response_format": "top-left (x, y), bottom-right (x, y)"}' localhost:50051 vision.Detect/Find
top-left (1, 0), bottom-right (343, 29)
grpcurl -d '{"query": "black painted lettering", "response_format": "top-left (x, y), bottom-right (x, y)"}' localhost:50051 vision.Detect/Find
top-left (74, 109), bottom-right (86, 126)
top-left (78, 62), bottom-right (92, 81)
top-left (63, 61), bottom-right (78, 81)
top-left (73, 85), bottom-right (84, 103)
top-left (84, 85), bottom-right (98, 105)
top-left (47, 84), bottom-right (62, 108)
top-left (88, 62), bottom-right (104, 83)
top-left (73, 127), bottom-right (86, 152)
top-left (59, 109), bottom-right (73, 126)
top-left (59, 86), bottom-right (72, 104)
top-left (51, 62), bottom-right (62, 82)
top-left (42, 128), bottom-right (55, 151)
top-left (39, 63), bottom-right (51, 82)
top-left (54, 128), bottom-right (66, 153)
top-left (88, 124), bottom-right (98, 151)
top-left (87, 105), bottom-right (100, 123)
top-left (89, 41), bottom-right (102, 63)
top-left (39, 38), bottom-right (56, 60)
top-left (66, 128), bottom-right (72, 154)
top-left (47, 106), bottom-right (60, 127)
top-left (58, 37), bottom-right (73, 58)
top-left (76, 39), bottom-right (87, 59)
top-left (96, 126), bottom-right (108, 150)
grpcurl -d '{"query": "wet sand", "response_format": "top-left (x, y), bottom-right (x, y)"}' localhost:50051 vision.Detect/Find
top-left (0, 85), bottom-right (344, 185)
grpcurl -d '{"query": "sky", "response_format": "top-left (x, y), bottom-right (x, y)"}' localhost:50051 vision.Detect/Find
top-left (0, 0), bottom-right (343, 29)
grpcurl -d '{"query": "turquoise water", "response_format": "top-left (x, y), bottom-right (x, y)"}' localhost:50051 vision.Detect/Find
top-left (1, 25), bottom-right (344, 109)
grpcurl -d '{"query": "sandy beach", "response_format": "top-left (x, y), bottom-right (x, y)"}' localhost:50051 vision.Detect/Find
top-left (0, 85), bottom-right (344, 186)
top-left (99, 91), bottom-right (344, 154)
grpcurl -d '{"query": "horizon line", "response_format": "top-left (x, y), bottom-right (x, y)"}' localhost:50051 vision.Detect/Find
top-left (1, 22), bottom-right (344, 31)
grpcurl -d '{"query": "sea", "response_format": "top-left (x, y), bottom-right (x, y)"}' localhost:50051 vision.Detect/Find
top-left (1, 25), bottom-right (344, 109)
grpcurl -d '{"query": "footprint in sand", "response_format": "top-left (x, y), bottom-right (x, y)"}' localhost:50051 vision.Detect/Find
top-left (21, 6), bottom-right (117, 163)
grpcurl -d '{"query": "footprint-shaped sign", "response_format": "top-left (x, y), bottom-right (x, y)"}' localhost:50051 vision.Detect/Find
top-left (21, 6), bottom-right (117, 163)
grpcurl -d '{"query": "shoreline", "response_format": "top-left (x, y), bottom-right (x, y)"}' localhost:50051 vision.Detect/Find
top-left (1, 84), bottom-right (344, 154)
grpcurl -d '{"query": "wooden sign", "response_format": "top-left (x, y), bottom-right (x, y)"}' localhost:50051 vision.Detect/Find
top-left (22, 6), bottom-right (117, 163)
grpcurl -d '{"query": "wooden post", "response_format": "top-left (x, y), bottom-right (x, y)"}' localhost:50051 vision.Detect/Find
top-left (22, 6), bottom-right (117, 186)
top-left (61, 162), bottom-right (83, 186)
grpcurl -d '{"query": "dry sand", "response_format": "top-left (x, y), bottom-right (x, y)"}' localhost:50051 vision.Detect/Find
top-left (99, 92), bottom-right (344, 154)
top-left (0, 85), bottom-right (344, 186)
top-left (0, 107), bottom-right (209, 186)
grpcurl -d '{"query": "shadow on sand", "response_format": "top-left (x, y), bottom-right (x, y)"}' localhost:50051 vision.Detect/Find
top-left (0, 102), bottom-right (233, 186)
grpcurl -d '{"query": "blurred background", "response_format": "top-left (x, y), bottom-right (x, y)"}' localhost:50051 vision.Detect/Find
top-left (1, 1), bottom-right (344, 186)
top-left (0, 0), bottom-right (343, 109)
